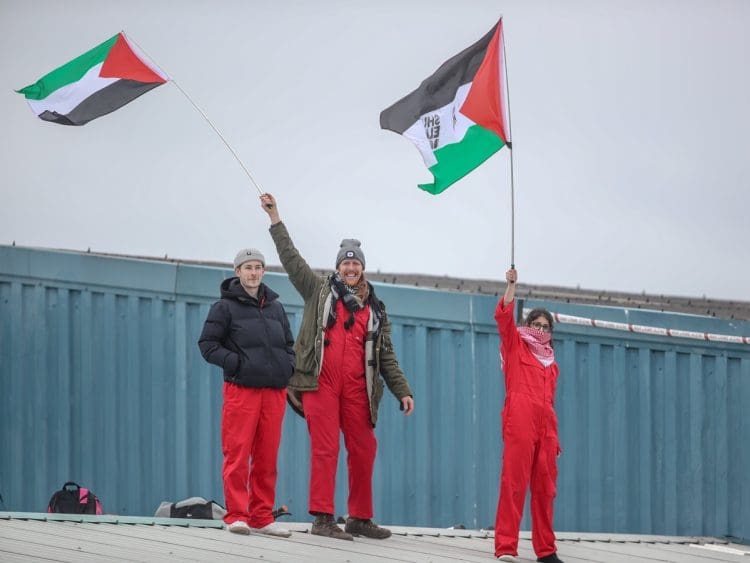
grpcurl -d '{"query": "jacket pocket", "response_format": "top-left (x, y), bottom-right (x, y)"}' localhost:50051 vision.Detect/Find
top-left (223, 352), bottom-right (241, 378)
top-left (373, 376), bottom-right (384, 407)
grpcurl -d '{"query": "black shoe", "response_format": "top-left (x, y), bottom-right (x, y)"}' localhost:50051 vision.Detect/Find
top-left (537, 553), bottom-right (564, 563)
top-left (311, 513), bottom-right (354, 541)
top-left (344, 517), bottom-right (392, 539)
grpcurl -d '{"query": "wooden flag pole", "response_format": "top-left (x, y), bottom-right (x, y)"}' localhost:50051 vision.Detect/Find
top-left (124, 32), bottom-right (264, 196)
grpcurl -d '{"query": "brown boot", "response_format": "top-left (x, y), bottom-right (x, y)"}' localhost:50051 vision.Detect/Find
top-left (311, 513), bottom-right (353, 541)
top-left (344, 517), bottom-right (392, 539)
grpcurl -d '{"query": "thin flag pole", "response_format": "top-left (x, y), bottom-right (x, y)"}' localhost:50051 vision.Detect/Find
top-left (169, 81), bottom-right (265, 196)
top-left (500, 19), bottom-right (516, 269)
top-left (123, 32), bottom-right (264, 196)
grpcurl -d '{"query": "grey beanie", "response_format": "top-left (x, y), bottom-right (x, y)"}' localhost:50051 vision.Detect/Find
top-left (335, 239), bottom-right (365, 269)
top-left (233, 248), bottom-right (266, 268)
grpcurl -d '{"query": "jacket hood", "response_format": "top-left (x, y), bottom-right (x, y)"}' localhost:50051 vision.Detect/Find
top-left (220, 277), bottom-right (279, 304)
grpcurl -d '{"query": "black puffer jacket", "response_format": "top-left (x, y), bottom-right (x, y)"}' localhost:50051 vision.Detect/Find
top-left (198, 278), bottom-right (295, 389)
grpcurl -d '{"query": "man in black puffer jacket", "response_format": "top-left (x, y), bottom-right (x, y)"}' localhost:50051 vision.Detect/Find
top-left (198, 248), bottom-right (295, 538)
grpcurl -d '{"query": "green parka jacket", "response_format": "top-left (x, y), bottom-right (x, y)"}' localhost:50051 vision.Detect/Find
top-left (270, 221), bottom-right (413, 426)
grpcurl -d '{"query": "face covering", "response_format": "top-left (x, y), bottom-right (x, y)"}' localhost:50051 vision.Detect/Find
top-left (517, 326), bottom-right (554, 367)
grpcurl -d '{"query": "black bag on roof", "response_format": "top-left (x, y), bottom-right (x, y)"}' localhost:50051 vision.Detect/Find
top-left (153, 497), bottom-right (291, 520)
top-left (47, 481), bottom-right (103, 515)
top-left (154, 497), bottom-right (226, 520)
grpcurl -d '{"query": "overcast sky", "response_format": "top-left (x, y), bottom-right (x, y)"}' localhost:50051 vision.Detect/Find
top-left (1, 0), bottom-right (748, 301)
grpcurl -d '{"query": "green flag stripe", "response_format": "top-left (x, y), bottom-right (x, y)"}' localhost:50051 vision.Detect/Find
top-left (16, 34), bottom-right (118, 101)
top-left (419, 125), bottom-right (504, 195)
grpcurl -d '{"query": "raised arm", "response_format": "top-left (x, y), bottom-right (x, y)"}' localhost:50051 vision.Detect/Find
top-left (503, 267), bottom-right (517, 304)
top-left (260, 192), bottom-right (282, 226)
top-left (495, 268), bottom-right (520, 356)
top-left (260, 193), bottom-right (322, 300)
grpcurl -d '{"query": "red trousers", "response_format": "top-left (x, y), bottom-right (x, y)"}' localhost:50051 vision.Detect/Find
top-left (494, 394), bottom-right (558, 558)
top-left (221, 383), bottom-right (286, 527)
top-left (303, 371), bottom-right (376, 518)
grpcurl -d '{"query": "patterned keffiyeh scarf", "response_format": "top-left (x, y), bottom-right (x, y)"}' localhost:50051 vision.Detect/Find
top-left (518, 326), bottom-right (555, 367)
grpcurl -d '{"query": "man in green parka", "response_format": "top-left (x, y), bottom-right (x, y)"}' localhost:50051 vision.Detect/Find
top-left (261, 192), bottom-right (414, 541)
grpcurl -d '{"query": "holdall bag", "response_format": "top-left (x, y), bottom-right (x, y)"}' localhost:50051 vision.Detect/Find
top-left (47, 481), bottom-right (103, 515)
top-left (153, 498), bottom-right (291, 520)
top-left (154, 497), bottom-right (226, 520)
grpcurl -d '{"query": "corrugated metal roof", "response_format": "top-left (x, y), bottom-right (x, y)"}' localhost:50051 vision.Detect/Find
top-left (1, 513), bottom-right (748, 562)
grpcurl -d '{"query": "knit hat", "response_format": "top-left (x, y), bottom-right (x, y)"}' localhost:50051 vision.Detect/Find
top-left (233, 248), bottom-right (266, 268)
top-left (335, 239), bottom-right (365, 269)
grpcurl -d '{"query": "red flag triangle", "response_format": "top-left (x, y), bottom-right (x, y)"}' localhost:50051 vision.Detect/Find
top-left (100, 33), bottom-right (166, 84)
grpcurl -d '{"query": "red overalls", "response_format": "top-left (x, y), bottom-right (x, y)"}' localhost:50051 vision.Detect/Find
top-left (302, 299), bottom-right (377, 518)
top-left (221, 384), bottom-right (287, 527)
top-left (494, 298), bottom-right (560, 559)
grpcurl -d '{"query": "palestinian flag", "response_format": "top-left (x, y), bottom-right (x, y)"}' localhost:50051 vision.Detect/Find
top-left (380, 19), bottom-right (510, 194)
top-left (16, 33), bottom-right (168, 126)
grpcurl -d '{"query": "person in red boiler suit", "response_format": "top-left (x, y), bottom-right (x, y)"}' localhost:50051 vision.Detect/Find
top-left (494, 268), bottom-right (564, 563)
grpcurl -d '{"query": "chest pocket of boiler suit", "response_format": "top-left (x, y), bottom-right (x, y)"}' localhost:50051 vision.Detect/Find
top-left (516, 354), bottom-right (546, 397)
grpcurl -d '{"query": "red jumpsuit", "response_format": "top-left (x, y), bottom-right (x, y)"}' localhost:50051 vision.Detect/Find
top-left (302, 300), bottom-right (377, 518)
top-left (494, 298), bottom-right (560, 559)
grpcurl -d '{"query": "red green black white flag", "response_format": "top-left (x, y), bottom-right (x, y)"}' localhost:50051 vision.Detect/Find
top-left (380, 19), bottom-right (510, 195)
top-left (16, 33), bottom-right (168, 126)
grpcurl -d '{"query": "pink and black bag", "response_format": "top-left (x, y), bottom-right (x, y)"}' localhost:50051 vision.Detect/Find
top-left (47, 481), bottom-right (103, 515)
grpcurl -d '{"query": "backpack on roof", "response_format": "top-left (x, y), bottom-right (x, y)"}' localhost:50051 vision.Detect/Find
top-left (47, 481), bottom-right (103, 515)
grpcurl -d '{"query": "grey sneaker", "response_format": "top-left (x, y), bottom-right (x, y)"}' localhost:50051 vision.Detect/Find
top-left (497, 555), bottom-right (519, 562)
top-left (344, 517), bottom-right (392, 539)
top-left (311, 513), bottom-right (354, 541)
top-left (226, 520), bottom-right (251, 535)
top-left (250, 521), bottom-right (292, 538)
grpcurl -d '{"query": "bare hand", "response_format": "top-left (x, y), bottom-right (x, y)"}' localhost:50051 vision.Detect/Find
top-left (401, 396), bottom-right (415, 416)
top-left (260, 193), bottom-right (281, 224)
top-left (506, 268), bottom-right (517, 284)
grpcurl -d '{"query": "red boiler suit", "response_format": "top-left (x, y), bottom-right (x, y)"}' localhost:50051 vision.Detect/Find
top-left (302, 300), bottom-right (377, 518)
top-left (494, 298), bottom-right (560, 559)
